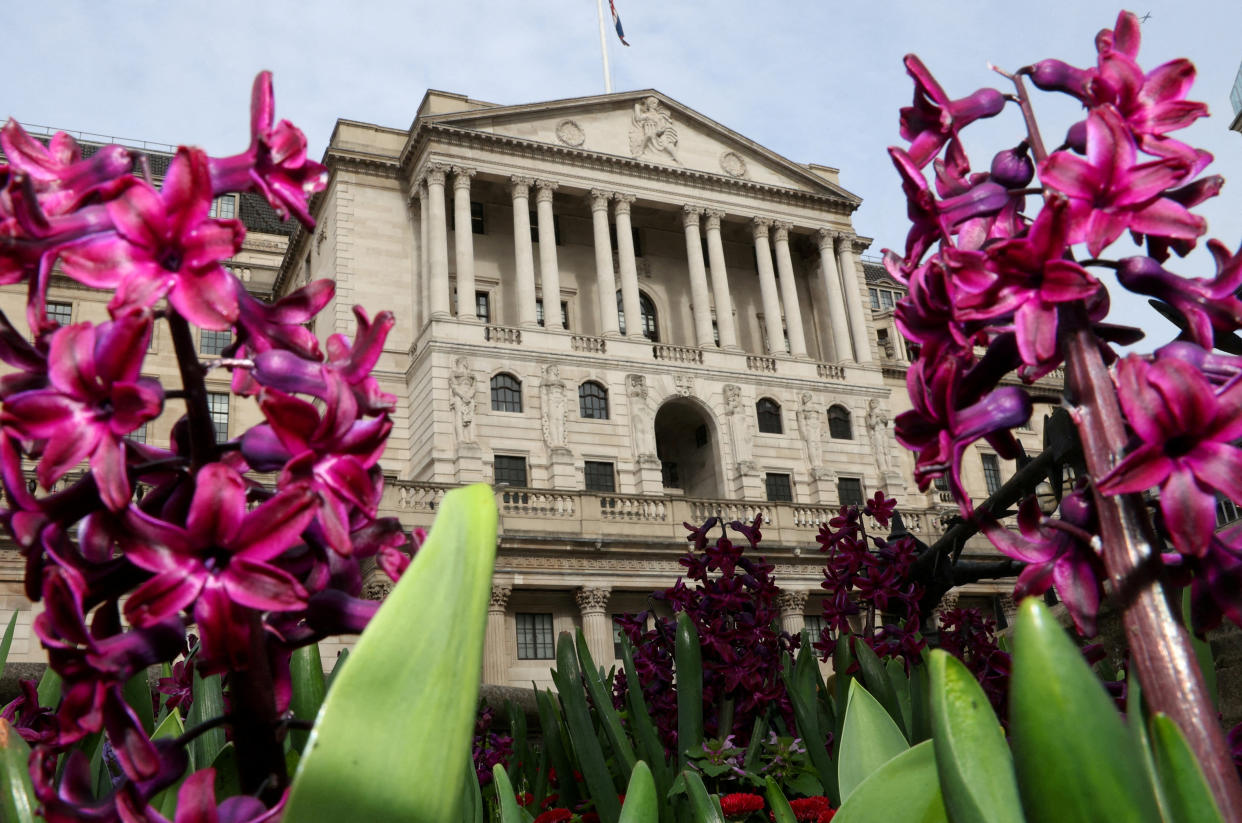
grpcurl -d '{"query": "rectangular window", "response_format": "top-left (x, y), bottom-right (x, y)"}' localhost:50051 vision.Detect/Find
top-left (612, 615), bottom-right (627, 660)
top-left (609, 225), bottom-right (642, 257)
top-left (982, 453), bottom-right (1003, 496)
top-left (804, 614), bottom-right (827, 642)
top-left (530, 210), bottom-right (561, 245)
top-left (934, 474), bottom-right (950, 492)
top-left (494, 455), bottom-right (528, 487)
top-left (206, 392), bottom-right (229, 443)
top-left (46, 301), bottom-right (73, 326)
top-left (560, 301), bottom-right (569, 331)
top-left (516, 613), bottom-right (554, 659)
top-left (536, 299), bottom-right (544, 327)
top-left (584, 461), bottom-right (616, 493)
top-left (209, 195), bottom-right (236, 220)
top-left (475, 291), bottom-right (491, 324)
top-left (838, 477), bottom-right (864, 506)
top-left (1217, 494), bottom-right (1241, 527)
top-left (199, 329), bottom-right (232, 357)
top-left (765, 473), bottom-right (793, 503)
top-left (471, 201), bottom-right (485, 234)
top-left (869, 287), bottom-right (880, 310)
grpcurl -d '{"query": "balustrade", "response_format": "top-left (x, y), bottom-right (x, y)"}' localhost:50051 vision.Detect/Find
top-left (816, 363), bottom-right (845, 380)
top-left (746, 355), bottom-right (777, 373)
top-left (598, 495), bottom-right (668, 521)
top-left (484, 325), bottom-right (522, 345)
top-left (571, 335), bottom-right (607, 353)
top-left (652, 343), bottom-right (703, 364)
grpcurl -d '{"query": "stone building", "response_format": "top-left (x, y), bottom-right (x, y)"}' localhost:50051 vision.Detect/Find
top-left (0, 92), bottom-right (1049, 688)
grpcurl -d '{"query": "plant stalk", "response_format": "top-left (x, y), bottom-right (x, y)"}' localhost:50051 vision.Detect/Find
top-left (230, 609), bottom-right (288, 805)
top-left (166, 310), bottom-right (217, 469)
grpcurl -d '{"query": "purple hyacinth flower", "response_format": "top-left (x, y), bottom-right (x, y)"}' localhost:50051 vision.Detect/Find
top-left (899, 54), bottom-right (1007, 169)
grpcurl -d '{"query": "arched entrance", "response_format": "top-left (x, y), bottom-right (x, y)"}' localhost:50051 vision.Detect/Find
top-left (654, 397), bottom-right (722, 499)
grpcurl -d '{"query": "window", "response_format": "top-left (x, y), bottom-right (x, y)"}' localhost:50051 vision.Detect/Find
top-left (934, 474), bottom-right (950, 492)
top-left (838, 477), bottom-right (864, 506)
top-left (584, 461), bottom-right (616, 492)
top-left (206, 392), bottom-right (229, 442)
top-left (610, 224), bottom-right (643, 257)
top-left (127, 421), bottom-right (148, 445)
top-left (661, 461), bottom-right (680, 489)
top-left (490, 373), bottom-right (522, 412)
top-left (476, 291), bottom-right (491, 324)
top-left (765, 473), bottom-right (793, 503)
top-left (209, 195), bottom-right (236, 220)
top-left (612, 616), bottom-right (628, 660)
top-left (529, 210), bottom-right (561, 245)
top-left (494, 455), bottom-right (528, 487)
top-left (1217, 494), bottom-right (1241, 527)
top-left (46, 301), bottom-right (73, 326)
top-left (756, 398), bottom-right (783, 434)
top-left (868, 287), bottom-right (897, 312)
top-left (452, 201), bottom-right (486, 234)
top-left (535, 298), bottom-right (568, 329)
top-left (804, 614), bottom-right (828, 642)
top-left (982, 453), bottom-right (1003, 496)
top-left (516, 613), bottom-right (554, 659)
top-left (579, 381), bottom-right (609, 419)
top-left (828, 405), bottom-right (852, 439)
top-left (617, 291), bottom-right (659, 342)
top-left (199, 329), bottom-right (231, 357)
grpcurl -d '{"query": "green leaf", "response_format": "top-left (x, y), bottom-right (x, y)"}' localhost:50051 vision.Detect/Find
top-left (462, 764), bottom-right (483, 823)
top-left (926, 650), bottom-right (1022, 823)
top-left (1149, 713), bottom-right (1225, 823)
top-left (682, 770), bottom-right (725, 823)
top-left (149, 709), bottom-right (188, 817)
top-left (1009, 598), bottom-right (1161, 823)
top-left (618, 761), bottom-right (659, 823)
top-left (211, 743), bottom-right (242, 804)
top-left (289, 642), bottom-right (325, 753)
top-left (123, 668), bottom-right (155, 737)
top-left (534, 688), bottom-right (579, 810)
top-left (0, 718), bottom-right (36, 823)
top-left (36, 666), bottom-right (61, 710)
top-left (0, 612), bottom-right (18, 680)
top-left (908, 659), bottom-right (930, 745)
top-left (575, 628), bottom-right (637, 774)
top-left (837, 678), bottom-right (909, 803)
top-left (675, 612), bottom-right (704, 772)
top-left (887, 657), bottom-right (913, 737)
top-left (620, 635), bottom-right (674, 823)
top-left (284, 484), bottom-right (498, 823)
top-left (765, 777), bottom-right (798, 823)
top-left (553, 632), bottom-right (621, 823)
top-left (492, 763), bottom-right (526, 823)
top-left (325, 647), bottom-right (348, 693)
top-left (853, 639), bottom-right (908, 738)
top-left (185, 669), bottom-right (225, 771)
top-left (832, 740), bottom-right (947, 823)
top-left (782, 668), bottom-right (837, 805)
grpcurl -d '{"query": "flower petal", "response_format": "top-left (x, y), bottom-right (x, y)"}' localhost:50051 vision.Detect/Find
top-left (187, 463), bottom-right (247, 548)
top-left (1161, 466), bottom-right (1216, 556)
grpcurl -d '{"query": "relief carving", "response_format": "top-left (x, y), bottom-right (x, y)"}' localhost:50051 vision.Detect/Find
top-left (541, 364), bottom-right (568, 448)
top-left (723, 384), bottom-right (754, 468)
top-left (449, 357), bottom-right (477, 444)
top-left (627, 375), bottom-right (657, 458)
top-left (555, 119), bottom-right (586, 147)
top-left (867, 399), bottom-right (895, 476)
top-left (796, 392), bottom-right (824, 468)
top-left (575, 586), bottom-right (612, 614)
top-left (719, 151), bottom-right (748, 178)
top-left (629, 96), bottom-right (680, 164)
top-left (674, 375), bottom-right (695, 397)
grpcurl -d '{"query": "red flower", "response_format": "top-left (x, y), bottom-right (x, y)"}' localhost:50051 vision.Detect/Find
top-left (720, 792), bottom-right (765, 819)
top-left (532, 810), bottom-right (573, 823)
top-left (786, 796), bottom-right (833, 822)
top-left (516, 792), bottom-right (534, 807)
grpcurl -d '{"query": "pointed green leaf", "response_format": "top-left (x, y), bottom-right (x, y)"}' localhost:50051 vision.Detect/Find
top-left (909, 660), bottom-right (930, 745)
top-left (833, 740), bottom-right (947, 823)
top-left (853, 639), bottom-right (908, 738)
top-left (534, 688), bottom-right (579, 809)
top-left (0, 718), bottom-right (36, 823)
top-left (682, 770), bottom-right (725, 823)
top-left (36, 667), bottom-right (60, 710)
top-left (837, 678), bottom-right (909, 803)
top-left (576, 628), bottom-right (637, 774)
top-left (1010, 598), bottom-right (1161, 823)
top-left (926, 650), bottom-right (1022, 823)
top-left (675, 612), bottom-right (704, 771)
top-left (463, 763), bottom-right (483, 823)
top-left (493, 763), bottom-right (526, 823)
top-left (618, 761), bottom-right (658, 823)
top-left (325, 647), bottom-right (348, 692)
top-left (782, 668), bottom-right (837, 805)
top-left (211, 743), bottom-right (242, 804)
top-left (149, 709), bottom-right (188, 817)
top-left (185, 669), bottom-right (225, 771)
top-left (284, 484), bottom-right (498, 822)
top-left (765, 777), bottom-right (798, 823)
top-left (620, 636), bottom-right (674, 823)
top-left (289, 642), bottom-right (325, 753)
top-left (1149, 713), bottom-right (1225, 823)
top-left (554, 632), bottom-right (621, 823)
top-left (123, 668), bottom-right (155, 736)
top-left (0, 612), bottom-right (18, 679)
top-left (888, 657), bottom-right (913, 736)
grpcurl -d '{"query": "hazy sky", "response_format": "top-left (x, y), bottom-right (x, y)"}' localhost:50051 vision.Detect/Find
top-left (8, 1), bottom-right (1241, 346)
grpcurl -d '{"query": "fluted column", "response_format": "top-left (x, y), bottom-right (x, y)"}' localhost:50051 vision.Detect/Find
top-left (614, 194), bottom-right (643, 340)
top-left (816, 229), bottom-right (854, 362)
top-left (682, 207), bottom-right (715, 348)
top-left (425, 164), bottom-right (451, 318)
top-left (704, 210), bottom-right (738, 350)
top-left (417, 182), bottom-right (430, 325)
top-left (452, 167), bottom-right (477, 320)
top-left (575, 586), bottom-right (614, 666)
top-left (511, 176), bottom-right (538, 327)
top-left (591, 190), bottom-right (621, 337)
top-left (484, 584), bottom-right (512, 686)
top-left (836, 234), bottom-right (873, 364)
top-left (752, 218), bottom-right (785, 355)
top-left (772, 222), bottom-right (807, 358)
top-left (535, 181), bottom-right (562, 328)
top-left (776, 589), bottom-right (809, 637)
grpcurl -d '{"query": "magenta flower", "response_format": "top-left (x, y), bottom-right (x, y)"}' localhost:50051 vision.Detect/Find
top-left (1, 121), bottom-right (132, 218)
top-left (1117, 243), bottom-right (1242, 349)
top-left (118, 464), bottom-right (316, 672)
top-left (58, 147), bottom-right (244, 329)
top-left (1098, 353), bottom-right (1242, 556)
top-left (899, 55), bottom-right (1006, 169)
top-left (1, 315), bottom-right (161, 510)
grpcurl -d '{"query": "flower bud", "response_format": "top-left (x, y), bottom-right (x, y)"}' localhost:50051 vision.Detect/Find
top-left (990, 142), bottom-right (1034, 188)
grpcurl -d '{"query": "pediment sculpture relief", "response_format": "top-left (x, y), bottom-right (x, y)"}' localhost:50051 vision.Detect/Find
top-left (629, 96), bottom-right (680, 164)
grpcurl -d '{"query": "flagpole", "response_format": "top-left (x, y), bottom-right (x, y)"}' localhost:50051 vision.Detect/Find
top-left (595, 0), bottom-right (613, 93)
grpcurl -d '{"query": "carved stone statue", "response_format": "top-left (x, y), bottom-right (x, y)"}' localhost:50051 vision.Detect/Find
top-left (627, 375), bottom-right (657, 458)
top-left (629, 96), bottom-right (680, 164)
top-left (449, 358), bottom-right (477, 443)
top-left (722, 384), bottom-right (754, 468)
top-left (541, 364), bottom-right (567, 448)
top-left (674, 374), bottom-right (694, 397)
top-left (796, 392), bottom-right (824, 468)
top-left (867, 398), bottom-right (894, 475)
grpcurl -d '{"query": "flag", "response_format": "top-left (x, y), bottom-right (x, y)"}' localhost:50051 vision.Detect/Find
top-left (609, 0), bottom-right (630, 46)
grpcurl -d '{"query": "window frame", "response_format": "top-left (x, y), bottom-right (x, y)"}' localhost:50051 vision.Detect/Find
top-left (209, 194), bottom-right (237, 220)
top-left (199, 328), bottom-right (232, 357)
top-left (827, 405), bottom-right (853, 440)
top-left (578, 381), bottom-right (609, 420)
top-left (490, 373), bottom-right (523, 413)
top-left (756, 398), bottom-right (783, 434)
top-left (206, 391), bottom-right (229, 443)
top-left (475, 291), bottom-right (491, 324)
top-left (584, 460), bottom-right (616, 493)
top-left (493, 454), bottom-right (528, 487)
top-left (45, 301), bottom-right (73, 326)
top-left (838, 477), bottom-right (864, 507)
top-left (981, 453), bottom-right (1003, 496)
top-left (515, 612), bottom-right (554, 659)
top-left (765, 472), bottom-right (793, 503)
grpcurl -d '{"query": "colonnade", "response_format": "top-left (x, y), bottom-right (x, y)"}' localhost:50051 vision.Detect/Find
top-left (411, 162), bottom-right (872, 364)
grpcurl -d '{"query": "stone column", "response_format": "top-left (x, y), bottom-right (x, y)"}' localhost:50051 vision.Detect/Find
top-left (816, 229), bottom-right (854, 362)
top-left (425, 164), bottom-right (451, 318)
top-left (535, 181), bottom-right (562, 328)
top-left (777, 589), bottom-right (809, 637)
top-left (417, 183), bottom-right (430, 326)
top-left (836, 234), bottom-right (873, 364)
top-left (452, 167), bottom-right (477, 320)
top-left (511, 176), bottom-right (538, 327)
top-left (682, 207), bottom-right (715, 348)
top-left (772, 222), bottom-right (807, 358)
top-left (483, 584), bottom-right (512, 686)
top-left (614, 194), bottom-right (643, 340)
top-left (752, 218), bottom-right (785, 355)
top-left (575, 586), bottom-right (614, 667)
top-left (591, 190), bottom-right (621, 337)
top-left (704, 210), bottom-right (738, 350)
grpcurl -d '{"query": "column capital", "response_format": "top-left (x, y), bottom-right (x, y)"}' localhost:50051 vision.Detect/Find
top-left (848, 234), bottom-right (872, 254)
top-left (682, 205), bottom-right (704, 228)
top-left (704, 209), bottom-right (725, 230)
top-left (613, 192), bottom-right (636, 214)
top-left (535, 179), bottom-right (559, 203)
top-left (589, 189), bottom-right (613, 212)
top-left (816, 227), bottom-right (840, 249)
top-left (490, 584), bottom-right (513, 611)
top-left (772, 221), bottom-right (793, 242)
top-left (776, 589), bottom-right (809, 613)
top-left (451, 166), bottom-right (476, 190)
top-left (510, 175), bottom-right (535, 195)
top-left (424, 162), bottom-right (449, 186)
top-left (752, 216), bottom-right (772, 238)
top-left (575, 586), bottom-right (611, 614)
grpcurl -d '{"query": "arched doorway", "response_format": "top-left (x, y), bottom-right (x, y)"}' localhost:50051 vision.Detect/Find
top-left (654, 397), bottom-right (722, 499)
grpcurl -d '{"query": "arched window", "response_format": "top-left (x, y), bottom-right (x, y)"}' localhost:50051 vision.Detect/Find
top-left (579, 381), bottom-right (609, 419)
top-left (756, 398), bottom-right (783, 434)
top-left (616, 290), bottom-right (660, 342)
top-left (828, 405), bottom-right (852, 439)
top-left (490, 373), bottom-right (522, 412)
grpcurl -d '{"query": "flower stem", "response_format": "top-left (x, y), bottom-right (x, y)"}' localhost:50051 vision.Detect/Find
top-left (1060, 303), bottom-right (1242, 817)
top-left (166, 311), bottom-right (217, 469)
top-left (230, 609), bottom-right (288, 804)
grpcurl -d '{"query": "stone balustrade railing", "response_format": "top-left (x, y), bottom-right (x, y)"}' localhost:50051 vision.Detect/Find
top-left (571, 335), bottom-right (606, 353)
top-left (484, 325), bottom-right (522, 345)
top-left (746, 355), bottom-right (777, 373)
top-left (816, 363), bottom-right (845, 380)
top-left (652, 343), bottom-right (703, 364)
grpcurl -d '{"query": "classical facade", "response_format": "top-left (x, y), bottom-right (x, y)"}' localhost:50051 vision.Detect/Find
top-left (0, 93), bottom-right (1051, 688)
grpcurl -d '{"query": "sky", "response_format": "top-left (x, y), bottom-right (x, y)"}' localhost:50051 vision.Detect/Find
top-left (7, 0), bottom-right (1242, 347)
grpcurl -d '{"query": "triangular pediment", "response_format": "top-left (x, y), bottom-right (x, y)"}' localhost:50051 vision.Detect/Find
top-left (422, 90), bottom-right (858, 202)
